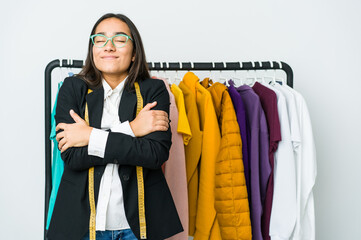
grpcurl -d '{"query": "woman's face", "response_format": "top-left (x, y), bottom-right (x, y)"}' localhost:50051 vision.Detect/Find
top-left (92, 17), bottom-right (135, 79)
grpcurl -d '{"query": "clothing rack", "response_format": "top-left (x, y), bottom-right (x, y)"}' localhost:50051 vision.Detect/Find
top-left (44, 59), bottom-right (294, 239)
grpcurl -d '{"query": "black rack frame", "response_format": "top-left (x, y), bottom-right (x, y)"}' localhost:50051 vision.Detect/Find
top-left (44, 59), bottom-right (294, 239)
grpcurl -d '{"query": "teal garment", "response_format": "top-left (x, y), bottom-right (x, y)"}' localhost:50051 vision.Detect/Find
top-left (46, 81), bottom-right (64, 229)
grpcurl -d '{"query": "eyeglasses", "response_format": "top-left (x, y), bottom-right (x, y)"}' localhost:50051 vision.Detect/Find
top-left (90, 34), bottom-right (133, 48)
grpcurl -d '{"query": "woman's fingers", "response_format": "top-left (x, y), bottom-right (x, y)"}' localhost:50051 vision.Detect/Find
top-left (150, 110), bottom-right (169, 131)
top-left (156, 120), bottom-right (169, 128)
top-left (56, 131), bottom-right (65, 142)
top-left (141, 101), bottom-right (157, 112)
top-left (58, 137), bottom-right (67, 151)
top-left (152, 110), bottom-right (168, 118)
top-left (153, 116), bottom-right (169, 132)
top-left (154, 115), bottom-right (169, 124)
top-left (154, 124), bottom-right (169, 131)
top-left (60, 143), bottom-right (70, 153)
top-left (70, 109), bottom-right (86, 124)
top-left (56, 123), bottom-right (67, 132)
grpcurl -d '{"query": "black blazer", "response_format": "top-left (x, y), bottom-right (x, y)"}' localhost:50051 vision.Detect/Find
top-left (47, 76), bottom-right (183, 240)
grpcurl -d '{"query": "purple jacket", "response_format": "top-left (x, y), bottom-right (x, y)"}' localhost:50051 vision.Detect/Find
top-left (235, 83), bottom-right (271, 240)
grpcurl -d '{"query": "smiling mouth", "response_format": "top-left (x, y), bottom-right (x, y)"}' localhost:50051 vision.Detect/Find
top-left (102, 56), bottom-right (118, 59)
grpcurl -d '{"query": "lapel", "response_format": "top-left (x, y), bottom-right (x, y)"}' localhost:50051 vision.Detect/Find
top-left (118, 85), bottom-right (137, 122)
top-left (85, 86), bottom-right (104, 128)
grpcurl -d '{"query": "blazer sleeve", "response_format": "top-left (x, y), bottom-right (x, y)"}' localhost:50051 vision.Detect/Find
top-left (55, 77), bottom-right (171, 171)
top-left (55, 77), bottom-right (101, 171)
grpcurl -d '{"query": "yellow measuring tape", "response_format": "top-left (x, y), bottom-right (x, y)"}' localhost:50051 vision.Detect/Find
top-left (85, 89), bottom-right (96, 240)
top-left (134, 82), bottom-right (147, 239)
top-left (86, 83), bottom-right (147, 239)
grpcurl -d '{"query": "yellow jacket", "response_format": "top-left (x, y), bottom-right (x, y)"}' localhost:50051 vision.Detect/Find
top-left (181, 72), bottom-right (222, 240)
top-left (178, 79), bottom-right (202, 236)
top-left (171, 84), bottom-right (192, 145)
top-left (201, 79), bottom-right (252, 240)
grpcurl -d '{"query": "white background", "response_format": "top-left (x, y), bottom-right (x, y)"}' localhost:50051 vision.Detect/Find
top-left (0, 0), bottom-right (360, 239)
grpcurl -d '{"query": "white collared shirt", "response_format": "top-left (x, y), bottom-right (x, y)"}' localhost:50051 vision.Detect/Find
top-left (283, 85), bottom-right (317, 240)
top-left (88, 77), bottom-right (134, 231)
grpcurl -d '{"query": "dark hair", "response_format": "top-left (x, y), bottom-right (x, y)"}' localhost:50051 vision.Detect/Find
top-left (77, 13), bottom-right (150, 90)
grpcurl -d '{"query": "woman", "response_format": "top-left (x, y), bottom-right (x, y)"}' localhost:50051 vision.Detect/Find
top-left (47, 13), bottom-right (183, 240)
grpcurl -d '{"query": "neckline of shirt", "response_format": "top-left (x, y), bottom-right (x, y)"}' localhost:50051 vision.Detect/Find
top-left (102, 76), bottom-right (128, 99)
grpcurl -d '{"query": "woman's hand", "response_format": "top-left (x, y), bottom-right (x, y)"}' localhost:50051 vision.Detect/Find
top-left (130, 101), bottom-right (169, 137)
top-left (56, 109), bottom-right (93, 153)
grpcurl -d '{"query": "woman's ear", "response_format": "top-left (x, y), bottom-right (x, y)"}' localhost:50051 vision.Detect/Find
top-left (132, 55), bottom-right (135, 62)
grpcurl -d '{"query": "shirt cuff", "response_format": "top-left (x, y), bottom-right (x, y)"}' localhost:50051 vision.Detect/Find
top-left (110, 120), bottom-right (135, 137)
top-left (88, 128), bottom-right (109, 158)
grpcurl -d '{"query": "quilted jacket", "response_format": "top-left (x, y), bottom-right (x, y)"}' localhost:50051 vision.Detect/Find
top-left (201, 79), bottom-right (252, 240)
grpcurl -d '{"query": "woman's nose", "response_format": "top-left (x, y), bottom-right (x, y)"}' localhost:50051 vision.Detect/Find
top-left (104, 40), bottom-right (115, 51)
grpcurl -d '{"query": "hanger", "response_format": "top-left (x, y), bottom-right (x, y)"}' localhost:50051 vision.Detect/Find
top-left (188, 62), bottom-right (194, 72)
top-left (231, 70), bottom-right (242, 87)
top-left (262, 61), bottom-right (276, 86)
top-left (154, 62), bottom-right (161, 79)
top-left (174, 63), bottom-right (182, 85)
top-left (220, 62), bottom-right (228, 85)
top-left (209, 62), bottom-right (215, 82)
top-left (271, 62), bottom-right (278, 85)
top-left (260, 61), bottom-right (271, 84)
top-left (265, 71), bottom-right (276, 86)
top-left (158, 63), bottom-right (163, 78)
top-left (66, 61), bottom-right (74, 77)
top-left (275, 61), bottom-right (285, 85)
top-left (158, 62), bottom-right (169, 83)
top-left (244, 61), bottom-right (256, 86)
top-left (162, 62), bottom-right (172, 85)
top-left (228, 62), bottom-right (241, 86)
top-left (254, 61), bottom-right (263, 85)
top-left (149, 62), bottom-right (154, 78)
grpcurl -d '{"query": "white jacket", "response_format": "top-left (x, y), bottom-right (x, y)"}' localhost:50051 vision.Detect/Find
top-left (284, 85), bottom-right (317, 240)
